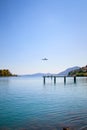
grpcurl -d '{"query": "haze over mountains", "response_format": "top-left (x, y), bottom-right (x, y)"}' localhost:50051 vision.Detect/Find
top-left (22, 66), bottom-right (80, 77)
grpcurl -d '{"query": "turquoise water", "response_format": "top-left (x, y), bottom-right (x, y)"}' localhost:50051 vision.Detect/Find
top-left (0, 77), bottom-right (87, 130)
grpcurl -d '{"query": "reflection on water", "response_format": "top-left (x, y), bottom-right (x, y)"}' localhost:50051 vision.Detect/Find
top-left (0, 77), bottom-right (10, 98)
top-left (0, 77), bottom-right (87, 130)
top-left (0, 77), bottom-right (9, 85)
top-left (43, 76), bottom-right (78, 86)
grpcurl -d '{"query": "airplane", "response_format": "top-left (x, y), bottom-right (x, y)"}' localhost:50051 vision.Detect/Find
top-left (42, 58), bottom-right (48, 61)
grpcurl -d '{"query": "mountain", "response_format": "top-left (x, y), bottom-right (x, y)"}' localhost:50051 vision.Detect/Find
top-left (57, 66), bottom-right (80, 76)
top-left (21, 73), bottom-right (52, 77)
top-left (68, 65), bottom-right (87, 76)
top-left (20, 66), bottom-right (80, 77)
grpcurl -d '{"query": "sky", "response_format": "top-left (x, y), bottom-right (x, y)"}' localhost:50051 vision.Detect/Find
top-left (0, 0), bottom-right (87, 74)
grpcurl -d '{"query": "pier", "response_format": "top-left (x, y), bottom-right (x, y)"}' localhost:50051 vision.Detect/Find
top-left (43, 75), bottom-right (77, 85)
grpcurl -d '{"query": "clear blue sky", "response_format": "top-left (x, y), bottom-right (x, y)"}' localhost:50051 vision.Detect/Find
top-left (0, 0), bottom-right (87, 74)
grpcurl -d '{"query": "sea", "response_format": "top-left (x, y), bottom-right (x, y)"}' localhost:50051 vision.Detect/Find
top-left (0, 76), bottom-right (87, 130)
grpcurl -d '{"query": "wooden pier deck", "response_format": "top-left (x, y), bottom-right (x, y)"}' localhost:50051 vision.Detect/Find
top-left (43, 75), bottom-right (77, 84)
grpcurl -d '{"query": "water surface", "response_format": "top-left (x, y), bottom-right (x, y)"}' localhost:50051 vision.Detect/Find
top-left (0, 77), bottom-right (87, 130)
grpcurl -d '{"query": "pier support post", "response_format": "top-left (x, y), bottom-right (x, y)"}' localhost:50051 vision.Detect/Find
top-left (43, 76), bottom-right (46, 85)
top-left (51, 75), bottom-right (53, 80)
top-left (54, 76), bottom-right (56, 84)
top-left (64, 76), bottom-right (66, 84)
top-left (74, 76), bottom-right (76, 83)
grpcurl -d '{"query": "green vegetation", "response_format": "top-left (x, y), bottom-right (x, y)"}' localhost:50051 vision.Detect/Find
top-left (0, 69), bottom-right (16, 77)
top-left (68, 65), bottom-right (87, 76)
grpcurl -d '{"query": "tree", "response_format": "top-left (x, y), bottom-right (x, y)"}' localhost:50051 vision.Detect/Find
top-left (0, 69), bottom-right (13, 76)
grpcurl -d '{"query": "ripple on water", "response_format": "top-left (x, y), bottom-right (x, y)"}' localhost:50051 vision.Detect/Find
top-left (0, 77), bottom-right (87, 130)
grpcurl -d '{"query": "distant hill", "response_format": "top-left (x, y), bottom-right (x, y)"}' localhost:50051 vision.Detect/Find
top-left (21, 66), bottom-right (80, 77)
top-left (68, 65), bottom-right (87, 76)
top-left (57, 66), bottom-right (80, 76)
top-left (22, 73), bottom-right (52, 77)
